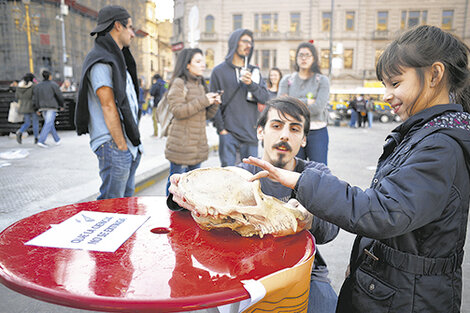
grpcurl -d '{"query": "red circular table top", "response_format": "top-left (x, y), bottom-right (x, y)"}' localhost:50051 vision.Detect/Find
top-left (0, 196), bottom-right (315, 312)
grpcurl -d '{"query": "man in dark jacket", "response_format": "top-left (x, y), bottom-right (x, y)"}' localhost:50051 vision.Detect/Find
top-left (33, 70), bottom-right (64, 148)
top-left (169, 97), bottom-right (339, 313)
top-left (210, 28), bottom-right (269, 167)
top-left (75, 5), bottom-right (142, 200)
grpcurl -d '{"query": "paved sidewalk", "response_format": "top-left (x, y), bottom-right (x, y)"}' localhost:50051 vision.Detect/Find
top-left (0, 115), bottom-right (219, 232)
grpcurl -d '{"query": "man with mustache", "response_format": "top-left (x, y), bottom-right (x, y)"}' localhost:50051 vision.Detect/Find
top-left (210, 29), bottom-right (269, 167)
top-left (169, 96), bottom-right (339, 312)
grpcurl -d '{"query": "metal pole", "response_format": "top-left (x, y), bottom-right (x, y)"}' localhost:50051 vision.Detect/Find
top-left (328, 0), bottom-right (334, 79)
top-left (60, 0), bottom-right (67, 79)
top-left (24, 3), bottom-right (34, 73)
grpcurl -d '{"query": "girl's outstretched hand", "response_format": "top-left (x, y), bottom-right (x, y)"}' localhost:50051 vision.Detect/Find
top-left (243, 156), bottom-right (301, 190)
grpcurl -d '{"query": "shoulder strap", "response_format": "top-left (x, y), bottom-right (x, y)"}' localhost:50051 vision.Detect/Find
top-left (220, 84), bottom-right (240, 115)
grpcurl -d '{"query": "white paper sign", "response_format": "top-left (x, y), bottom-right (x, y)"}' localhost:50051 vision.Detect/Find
top-left (26, 211), bottom-right (150, 252)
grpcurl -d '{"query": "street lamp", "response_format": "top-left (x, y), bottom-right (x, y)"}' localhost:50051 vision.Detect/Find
top-left (12, 0), bottom-right (40, 74)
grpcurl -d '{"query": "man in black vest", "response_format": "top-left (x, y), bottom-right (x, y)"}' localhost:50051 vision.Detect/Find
top-left (75, 5), bottom-right (142, 200)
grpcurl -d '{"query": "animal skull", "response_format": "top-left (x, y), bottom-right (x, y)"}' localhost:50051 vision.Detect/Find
top-left (177, 167), bottom-right (313, 238)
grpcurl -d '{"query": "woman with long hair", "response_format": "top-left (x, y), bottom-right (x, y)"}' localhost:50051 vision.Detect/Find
top-left (267, 67), bottom-right (282, 99)
top-left (165, 48), bottom-right (221, 194)
top-left (278, 42), bottom-right (330, 164)
top-left (15, 73), bottom-right (38, 144)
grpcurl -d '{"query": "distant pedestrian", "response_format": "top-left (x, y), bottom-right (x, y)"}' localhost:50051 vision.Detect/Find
top-left (137, 78), bottom-right (145, 119)
top-left (33, 70), bottom-right (64, 148)
top-left (150, 74), bottom-right (167, 136)
top-left (60, 79), bottom-right (76, 92)
top-left (267, 67), bottom-right (282, 99)
top-left (278, 41), bottom-right (330, 165)
top-left (366, 96), bottom-right (375, 128)
top-left (348, 96), bottom-right (358, 128)
top-left (164, 48), bottom-right (220, 195)
top-left (75, 5), bottom-right (142, 200)
top-left (15, 73), bottom-right (39, 144)
top-left (210, 28), bottom-right (269, 167)
top-left (355, 94), bottom-right (367, 127)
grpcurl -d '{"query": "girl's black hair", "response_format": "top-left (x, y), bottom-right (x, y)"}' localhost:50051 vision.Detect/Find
top-left (294, 42), bottom-right (321, 74)
top-left (169, 48), bottom-right (207, 91)
top-left (267, 67), bottom-right (283, 89)
top-left (376, 25), bottom-right (470, 113)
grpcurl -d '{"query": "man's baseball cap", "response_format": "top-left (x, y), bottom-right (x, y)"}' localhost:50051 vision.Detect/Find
top-left (90, 5), bottom-right (130, 36)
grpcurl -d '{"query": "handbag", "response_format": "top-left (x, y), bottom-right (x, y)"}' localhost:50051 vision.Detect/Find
top-left (8, 101), bottom-right (23, 123)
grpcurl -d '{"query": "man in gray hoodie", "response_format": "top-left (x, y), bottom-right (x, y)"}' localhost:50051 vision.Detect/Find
top-left (210, 29), bottom-right (269, 167)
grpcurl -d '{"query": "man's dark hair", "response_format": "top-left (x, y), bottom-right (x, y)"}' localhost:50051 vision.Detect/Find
top-left (241, 29), bottom-right (253, 40)
top-left (257, 96), bottom-right (310, 136)
top-left (42, 70), bottom-right (50, 80)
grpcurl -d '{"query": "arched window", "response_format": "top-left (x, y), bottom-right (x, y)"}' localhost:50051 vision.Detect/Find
top-left (205, 49), bottom-right (214, 69)
top-left (205, 15), bottom-right (215, 33)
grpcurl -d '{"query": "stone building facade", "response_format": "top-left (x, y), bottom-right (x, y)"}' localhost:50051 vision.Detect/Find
top-left (171, 0), bottom-right (470, 90)
top-left (0, 0), bottom-right (172, 88)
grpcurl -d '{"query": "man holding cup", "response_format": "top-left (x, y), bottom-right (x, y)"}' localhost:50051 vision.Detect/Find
top-left (210, 29), bottom-right (269, 167)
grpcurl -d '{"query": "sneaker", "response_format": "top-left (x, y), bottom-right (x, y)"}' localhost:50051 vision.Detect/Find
top-left (37, 142), bottom-right (48, 148)
top-left (34, 138), bottom-right (38, 144)
top-left (54, 140), bottom-right (61, 146)
top-left (16, 132), bottom-right (22, 144)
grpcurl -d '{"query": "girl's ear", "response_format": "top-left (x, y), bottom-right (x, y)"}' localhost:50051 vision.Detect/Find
top-left (430, 62), bottom-right (445, 87)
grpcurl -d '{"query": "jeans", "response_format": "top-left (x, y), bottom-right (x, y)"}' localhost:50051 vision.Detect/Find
top-left (307, 280), bottom-right (338, 313)
top-left (219, 132), bottom-right (258, 167)
top-left (38, 110), bottom-right (60, 144)
top-left (166, 162), bottom-right (201, 196)
top-left (95, 140), bottom-right (141, 200)
top-left (367, 111), bottom-right (374, 128)
top-left (296, 127), bottom-right (329, 165)
top-left (18, 113), bottom-right (39, 138)
top-left (349, 111), bottom-right (357, 127)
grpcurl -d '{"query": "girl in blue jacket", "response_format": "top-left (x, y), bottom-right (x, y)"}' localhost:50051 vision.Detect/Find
top-left (245, 25), bottom-right (470, 312)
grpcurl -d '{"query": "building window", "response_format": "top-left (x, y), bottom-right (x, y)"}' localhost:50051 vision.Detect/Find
top-left (346, 11), bottom-right (355, 31)
top-left (343, 49), bottom-right (353, 69)
top-left (273, 13), bottom-right (279, 32)
top-left (322, 12), bottom-right (331, 32)
top-left (321, 49), bottom-right (330, 71)
top-left (272, 49), bottom-right (277, 67)
top-left (233, 14), bottom-right (242, 30)
top-left (262, 50), bottom-right (270, 70)
top-left (377, 11), bottom-right (388, 31)
top-left (261, 14), bottom-right (271, 32)
top-left (375, 49), bottom-right (384, 66)
top-left (289, 49), bottom-right (296, 71)
top-left (205, 15), bottom-right (215, 33)
top-left (442, 10), bottom-right (454, 30)
top-left (205, 49), bottom-right (214, 69)
top-left (290, 13), bottom-right (300, 33)
top-left (401, 11), bottom-right (427, 29)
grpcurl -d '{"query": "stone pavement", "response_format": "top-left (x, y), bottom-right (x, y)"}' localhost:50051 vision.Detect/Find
top-left (0, 114), bottom-right (219, 232)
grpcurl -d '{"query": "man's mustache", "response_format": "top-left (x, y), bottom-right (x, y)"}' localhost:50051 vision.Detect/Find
top-left (272, 142), bottom-right (292, 151)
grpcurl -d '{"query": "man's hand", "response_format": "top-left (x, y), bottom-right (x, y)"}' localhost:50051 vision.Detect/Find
top-left (219, 129), bottom-right (229, 135)
top-left (240, 70), bottom-right (252, 85)
top-left (243, 156), bottom-right (301, 189)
